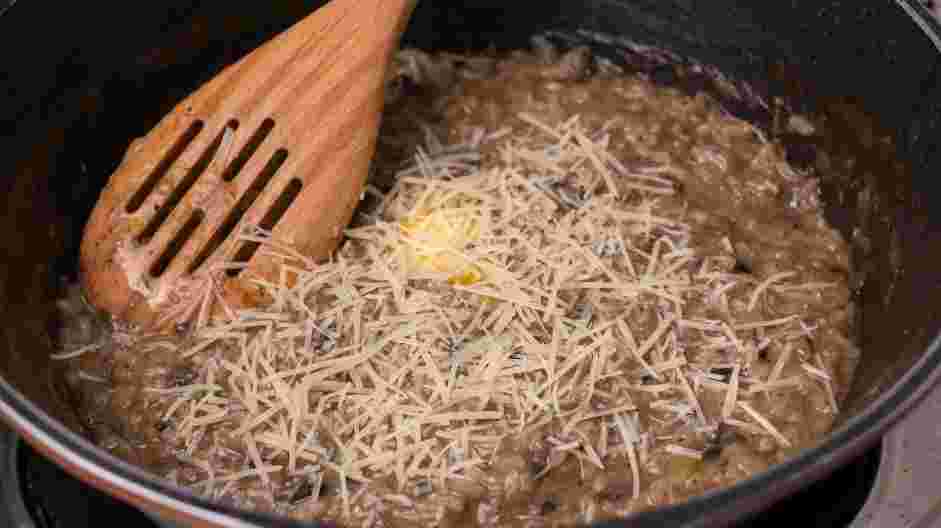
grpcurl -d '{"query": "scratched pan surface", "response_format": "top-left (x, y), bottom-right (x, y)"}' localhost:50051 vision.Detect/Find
top-left (0, 1), bottom-right (940, 527)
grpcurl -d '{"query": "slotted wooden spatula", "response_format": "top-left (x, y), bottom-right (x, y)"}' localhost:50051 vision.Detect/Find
top-left (80, 0), bottom-right (417, 329)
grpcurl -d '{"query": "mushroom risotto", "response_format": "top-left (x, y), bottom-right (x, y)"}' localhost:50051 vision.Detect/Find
top-left (56, 42), bottom-right (858, 527)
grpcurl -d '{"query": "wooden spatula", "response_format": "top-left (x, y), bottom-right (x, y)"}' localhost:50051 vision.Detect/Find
top-left (80, 0), bottom-right (417, 329)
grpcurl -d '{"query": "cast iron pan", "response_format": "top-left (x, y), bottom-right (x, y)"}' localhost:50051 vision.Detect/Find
top-left (0, 1), bottom-right (940, 527)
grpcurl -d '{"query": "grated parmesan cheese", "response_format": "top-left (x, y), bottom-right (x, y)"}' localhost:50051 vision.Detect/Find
top-left (99, 90), bottom-right (849, 522)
